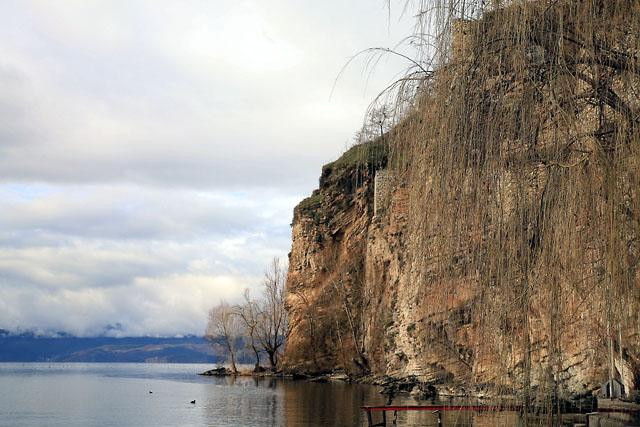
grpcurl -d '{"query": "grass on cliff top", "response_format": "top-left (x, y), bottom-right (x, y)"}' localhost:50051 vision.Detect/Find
top-left (296, 192), bottom-right (323, 216)
top-left (323, 137), bottom-right (388, 173)
top-left (294, 137), bottom-right (389, 219)
top-left (295, 138), bottom-right (388, 219)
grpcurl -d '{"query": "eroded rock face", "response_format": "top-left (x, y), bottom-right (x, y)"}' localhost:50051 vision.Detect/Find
top-left (284, 141), bottom-right (639, 398)
top-left (285, 145), bottom-right (379, 374)
top-left (285, 1), bottom-right (640, 399)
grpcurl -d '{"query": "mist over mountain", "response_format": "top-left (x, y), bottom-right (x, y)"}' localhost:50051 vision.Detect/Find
top-left (0, 329), bottom-right (250, 363)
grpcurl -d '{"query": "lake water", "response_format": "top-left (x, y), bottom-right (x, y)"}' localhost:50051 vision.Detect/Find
top-left (0, 363), bottom-right (388, 426)
top-left (0, 363), bottom-right (527, 426)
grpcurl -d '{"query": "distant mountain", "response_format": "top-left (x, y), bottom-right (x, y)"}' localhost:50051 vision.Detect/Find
top-left (0, 332), bottom-right (242, 363)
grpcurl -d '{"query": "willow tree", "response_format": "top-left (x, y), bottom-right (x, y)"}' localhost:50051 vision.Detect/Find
top-left (371, 0), bottom-right (639, 417)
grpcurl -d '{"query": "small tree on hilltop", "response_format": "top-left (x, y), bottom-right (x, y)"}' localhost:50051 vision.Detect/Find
top-left (354, 103), bottom-right (392, 145)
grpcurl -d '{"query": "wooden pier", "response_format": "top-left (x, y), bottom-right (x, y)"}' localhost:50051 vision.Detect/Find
top-left (362, 405), bottom-right (521, 426)
top-left (361, 404), bottom-right (640, 426)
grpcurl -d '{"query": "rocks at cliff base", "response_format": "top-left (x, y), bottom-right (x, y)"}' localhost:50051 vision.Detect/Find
top-left (290, 372), bottom-right (312, 380)
top-left (329, 373), bottom-right (351, 382)
top-left (253, 364), bottom-right (267, 373)
top-left (378, 376), bottom-right (437, 401)
top-left (410, 383), bottom-right (438, 401)
top-left (285, 369), bottom-right (357, 383)
top-left (546, 392), bottom-right (598, 414)
top-left (198, 367), bottom-right (231, 376)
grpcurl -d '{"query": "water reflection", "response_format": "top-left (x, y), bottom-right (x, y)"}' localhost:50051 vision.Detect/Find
top-left (473, 411), bottom-right (520, 426)
top-left (361, 404), bottom-right (519, 427)
top-left (201, 376), bottom-right (284, 426)
top-left (199, 376), bottom-right (526, 426)
top-left (283, 380), bottom-right (386, 426)
top-left (196, 375), bottom-right (530, 426)
top-left (8, 364), bottom-right (631, 426)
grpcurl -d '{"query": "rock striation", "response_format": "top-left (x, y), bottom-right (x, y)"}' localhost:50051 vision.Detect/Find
top-left (285, 135), bottom-right (639, 399)
top-left (285, 0), bottom-right (640, 401)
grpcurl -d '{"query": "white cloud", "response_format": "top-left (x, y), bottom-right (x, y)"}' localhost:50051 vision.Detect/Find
top-left (0, 0), bottom-right (414, 336)
top-left (0, 183), bottom-right (292, 335)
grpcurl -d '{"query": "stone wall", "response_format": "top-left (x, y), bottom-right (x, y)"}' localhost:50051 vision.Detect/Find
top-left (373, 169), bottom-right (392, 217)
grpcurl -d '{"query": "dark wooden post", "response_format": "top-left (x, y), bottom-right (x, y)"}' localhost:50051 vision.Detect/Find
top-left (365, 409), bottom-right (388, 427)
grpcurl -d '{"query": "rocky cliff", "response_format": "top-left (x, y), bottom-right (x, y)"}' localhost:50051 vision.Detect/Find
top-left (285, 0), bottom-right (640, 402)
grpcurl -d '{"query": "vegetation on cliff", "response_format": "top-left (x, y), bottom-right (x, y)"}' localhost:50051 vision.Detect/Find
top-left (294, 137), bottom-right (388, 222)
top-left (393, 0), bottom-right (639, 408)
top-left (286, 0), bottom-right (640, 416)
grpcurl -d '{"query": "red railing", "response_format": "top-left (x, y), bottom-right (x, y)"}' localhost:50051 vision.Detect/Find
top-left (361, 404), bottom-right (639, 426)
top-left (363, 404), bottom-right (523, 412)
top-left (362, 405), bottom-right (522, 426)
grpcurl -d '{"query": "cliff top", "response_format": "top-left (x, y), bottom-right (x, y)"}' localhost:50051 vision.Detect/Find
top-left (294, 138), bottom-right (388, 221)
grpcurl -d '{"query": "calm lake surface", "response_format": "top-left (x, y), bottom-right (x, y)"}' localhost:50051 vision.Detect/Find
top-left (0, 363), bottom-right (525, 426)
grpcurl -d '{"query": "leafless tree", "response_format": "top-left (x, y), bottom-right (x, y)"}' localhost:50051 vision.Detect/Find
top-left (256, 257), bottom-right (289, 370)
top-left (331, 279), bottom-right (370, 373)
top-left (289, 286), bottom-right (321, 371)
top-left (354, 103), bottom-right (393, 145)
top-left (205, 300), bottom-right (241, 374)
top-left (235, 288), bottom-right (262, 370)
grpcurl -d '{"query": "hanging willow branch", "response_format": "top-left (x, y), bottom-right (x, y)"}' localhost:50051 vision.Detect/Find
top-left (367, 0), bottom-right (640, 413)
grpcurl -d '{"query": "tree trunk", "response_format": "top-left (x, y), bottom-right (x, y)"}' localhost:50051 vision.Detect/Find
top-left (252, 343), bottom-right (261, 368)
top-left (267, 350), bottom-right (277, 370)
top-left (226, 338), bottom-right (238, 374)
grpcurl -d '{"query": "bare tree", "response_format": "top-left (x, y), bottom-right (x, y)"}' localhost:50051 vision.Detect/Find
top-left (331, 279), bottom-right (370, 373)
top-left (354, 103), bottom-right (393, 145)
top-left (205, 300), bottom-right (241, 374)
top-left (256, 257), bottom-right (289, 370)
top-left (236, 288), bottom-right (262, 370)
top-left (289, 286), bottom-right (321, 371)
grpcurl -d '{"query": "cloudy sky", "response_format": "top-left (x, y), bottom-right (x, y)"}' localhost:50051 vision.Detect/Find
top-left (0, 0), bottom-right (413, 337)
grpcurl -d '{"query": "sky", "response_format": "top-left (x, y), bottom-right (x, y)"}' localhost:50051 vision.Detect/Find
top-left (0, 0), bottom-right (415, 337)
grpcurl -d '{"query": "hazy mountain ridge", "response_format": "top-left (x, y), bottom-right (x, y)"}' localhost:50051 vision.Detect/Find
top-left (0, 330), bottom-right (226, 363)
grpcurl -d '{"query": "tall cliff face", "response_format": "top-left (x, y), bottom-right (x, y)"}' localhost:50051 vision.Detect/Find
top-left (285, 0), bottom-right (640, 400)
top-left (284, 139), bottom-right (488, 383)
top-left (285, 141), bottom-right (384, 374)
top-left (285, 139), bottom-right (639, 396)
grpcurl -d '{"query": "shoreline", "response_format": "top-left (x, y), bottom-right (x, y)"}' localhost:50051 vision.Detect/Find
top-left (198, 367), bottom-right (640, 415)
